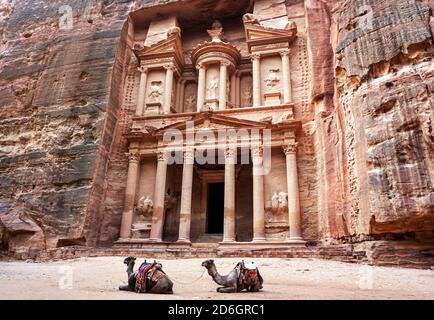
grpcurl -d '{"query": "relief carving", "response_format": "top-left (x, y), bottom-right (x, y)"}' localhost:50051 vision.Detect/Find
top-left (135, 195), bottom-right (153, 216)
top-left (148, 81), bottom-right (163, 102)
top-left (207, 77), bottom-right (219, 99)
top-left (271, 192), bottom-right (288, 215)
top-left (207, 20), bottom-right (224, 43)
top-left (264, 68), bottom-right (280, 91)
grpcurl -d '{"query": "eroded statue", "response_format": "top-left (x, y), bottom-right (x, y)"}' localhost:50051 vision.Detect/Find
top-left (207, 20), bottom-right (224, 42)
top-left (207, 77), bottom-right (219, 99)
top-left (135, 195), bottom-right (153, 216)
top-left (264, 68), bottom-right (280, 91)
top-left (148, 81), bottom-right (163, 101)
top-left (271, 192), bottom-right (288, 215)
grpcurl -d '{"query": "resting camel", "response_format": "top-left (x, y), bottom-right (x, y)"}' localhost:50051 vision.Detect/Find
top-left (202, 259), bottom-right (263, 293)
top-left (119, 256), bottom-right (173, 294)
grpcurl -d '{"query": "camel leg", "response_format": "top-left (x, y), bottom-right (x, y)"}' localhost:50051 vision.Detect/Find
top-left (149, 277), bottom-right (174, 294)
top-left (119, 284), bottom-right (133, 291)
top-left (217, 286), bottom-right (238, 293)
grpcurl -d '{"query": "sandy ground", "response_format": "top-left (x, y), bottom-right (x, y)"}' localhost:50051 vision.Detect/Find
top-left (0, 257), bottom-right (433, 300)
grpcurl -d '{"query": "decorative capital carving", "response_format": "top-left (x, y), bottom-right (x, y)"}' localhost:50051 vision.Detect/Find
top-left (164, 64), bottom-right (177, 72)
top-left (137, 66), bottom-right (148, 74)
top-left (251, 145), bottom-right (263, 158)
top-left (184, 149), bottom-right (195, 163)
top-left (156, 150), bottom-right (168, 162)
top-left (196, 62), bottom-right (205, 70)
top-left (251, 53), bottom-right (261, 61)
top-left (224, 148), bottom-right (236, 159)
top-left (220, 61), bottom-right (231, 67)
top-left (128, 152), bottom-right (140, 162)
top-left (283, 142), bottom-right (298, 155)
top-left (279, 49), bottom-right (290, 57)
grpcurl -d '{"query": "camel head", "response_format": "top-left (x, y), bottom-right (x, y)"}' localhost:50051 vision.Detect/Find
top-left (123, 256), bottom-right (136, 265)
top-left (201, 259), bottom-right (214, 269)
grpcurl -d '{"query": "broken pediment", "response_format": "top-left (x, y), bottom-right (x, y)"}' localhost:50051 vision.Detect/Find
top-left (134, 27), bottom-right (184, 68)
top-left (243, 14), bottom-right (297, 52)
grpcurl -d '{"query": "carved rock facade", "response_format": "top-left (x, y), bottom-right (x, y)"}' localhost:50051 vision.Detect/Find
top-left (0, 0), bottom-right (432, 266)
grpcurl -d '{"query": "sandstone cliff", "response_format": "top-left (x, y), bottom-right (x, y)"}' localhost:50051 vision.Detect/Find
top-left (0, 0), bottom-right (433, 264)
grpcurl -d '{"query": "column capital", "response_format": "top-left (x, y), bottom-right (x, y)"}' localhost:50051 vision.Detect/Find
top-left (279, 49), bottom-right (291, 57)
top-left (156, 150), bottom-right (168, 162)
top-left (128, 152), bottom-right (140, 163)
top-left (183, 149), bottom-right (195, 164)
top-left (224, 148), bottom-right (237, 159)
top-left (251, 53), bottom-right (261, 61)
top-left (251, 145), bottom-right (263, 158)
top-left (196, 62), bottom-right (205, 70)
top-left (137, 66), bottom-right (148, 74)
top-left (283, 142), bottom-right (298, 155)
top-left (164, 64), bottom-right (177, 72)
top-left (220, 60), bottom-right (231, 67)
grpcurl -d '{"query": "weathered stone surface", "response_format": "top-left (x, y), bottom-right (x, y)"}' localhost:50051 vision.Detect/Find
top-left (0, 0), bottom-right (432, 266)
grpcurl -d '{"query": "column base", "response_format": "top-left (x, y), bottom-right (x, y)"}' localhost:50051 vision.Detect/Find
top-left (286, 237), bottom-right (306, 244)
top-left (252, 237), bottom-right (267, 243)
top-left (149, 238), bottom-right (163, 243)
top-left (176, 239), bottom-right (192, 244)
top-left (221, 238), bottom-right (236, 244)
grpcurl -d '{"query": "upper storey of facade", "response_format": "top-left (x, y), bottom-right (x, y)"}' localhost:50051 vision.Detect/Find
top-left (128, 0), bottom-right (300, 122)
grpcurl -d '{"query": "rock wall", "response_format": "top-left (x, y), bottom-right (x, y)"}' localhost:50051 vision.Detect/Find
top-left (306, 0), bottom-right (434, 241)
top-left (0, 0), bottom-right (433, 261)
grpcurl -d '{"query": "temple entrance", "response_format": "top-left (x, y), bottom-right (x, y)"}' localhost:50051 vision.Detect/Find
top-left (207, 182), bottom-right (224, 234)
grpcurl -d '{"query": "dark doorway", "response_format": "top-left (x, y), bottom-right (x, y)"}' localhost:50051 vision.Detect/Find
top-left (207, 182), bottom-right (224, 234)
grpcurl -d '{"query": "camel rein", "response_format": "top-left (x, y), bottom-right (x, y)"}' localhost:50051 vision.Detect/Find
top-left (170, 268), bottom-right (206, 285)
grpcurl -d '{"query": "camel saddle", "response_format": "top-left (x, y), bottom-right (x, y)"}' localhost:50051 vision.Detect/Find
top-left (236, 260), bottom-right (259, 287)
top-left (135, 261), bottom-right (165, 293)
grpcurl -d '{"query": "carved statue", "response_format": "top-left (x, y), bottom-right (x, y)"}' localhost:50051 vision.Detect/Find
top-left (185, 95), bottom-right (197, 111)
top-left (242, 13), bottom-right (260, 25)
top-left (135, 195), bottom-right (153, 216)
top-left (207, 77), bottom-right (219, 99)
top-left (148, 81), bottom-right (163, 101)
top-left (207, 20), bottom-right (224, 43)
top-left (264, 68), bottom-right (280, 91)
top-left (164, 189), bottom-right (177, 209)
top-left (242, 87), bottom-right (252, 106)
top-left (167, 26), bottom-right (181, 37)
top-left (271, 192), bottom-right (288, 215)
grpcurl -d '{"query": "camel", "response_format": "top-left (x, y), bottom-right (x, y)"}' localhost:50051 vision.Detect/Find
top-left (202, 259), bottom-right (264, 293)
top-left (119, 256), bottom-right (174, 294)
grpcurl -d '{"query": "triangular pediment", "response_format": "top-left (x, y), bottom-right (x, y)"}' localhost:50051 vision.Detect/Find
top-left (134, 31), bottom-right (184, 66)
top-left (244, 23), bottom-right (297, 50)
top-left (154, 113), bottom-right (268, 137)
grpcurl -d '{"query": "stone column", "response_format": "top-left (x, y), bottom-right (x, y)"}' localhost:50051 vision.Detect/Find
top-left (251, 145), bottom-right (266, 242)
top-left (163, 65), bottom-right (175, 114)
top-left (177, 149), bottom-right (194, 243)
top-left (251, 53), bottom-right (261, 108)
top-left (119, 152), bottom-right (140, 239)
top-left (136, 66), bottom-right (148, 116)
top-left (223, 148), bottom-right (236, 242)
top-left (280, 49), bottom-right (292, 104)
top-left (283, 142), bottom-right (302, 241)
top-left (235, 72), bottom-right (241, 106)
top-left (149, 150), bottom-right (168, 242)
top-left (219, 61), bottom-right (229, 110)
top-left (196, 63), bottom-right (206, 112)
top-left (175, 80), bottom-right (182, 112)
top-left (179, 80), bottom-right (186, 113)
top-left (230, 73), bottom-right (236, 105)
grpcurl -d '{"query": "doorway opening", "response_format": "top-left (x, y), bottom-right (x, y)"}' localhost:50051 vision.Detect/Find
top-left (207, 182), bottom-right (224, 234)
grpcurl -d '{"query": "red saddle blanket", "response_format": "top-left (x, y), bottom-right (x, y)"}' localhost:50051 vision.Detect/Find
top-left (135, 262), bottom-right (155, 293)
top-left (237, 261), bottom-right (259, 287)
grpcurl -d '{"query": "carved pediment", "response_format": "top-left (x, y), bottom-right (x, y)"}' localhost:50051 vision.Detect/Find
top-left (153, 113), bottom-right (269, 137)
top-left (243, 19), bottom-right (297, 52)
top-left (134, 29), bottom-right (184, 68)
